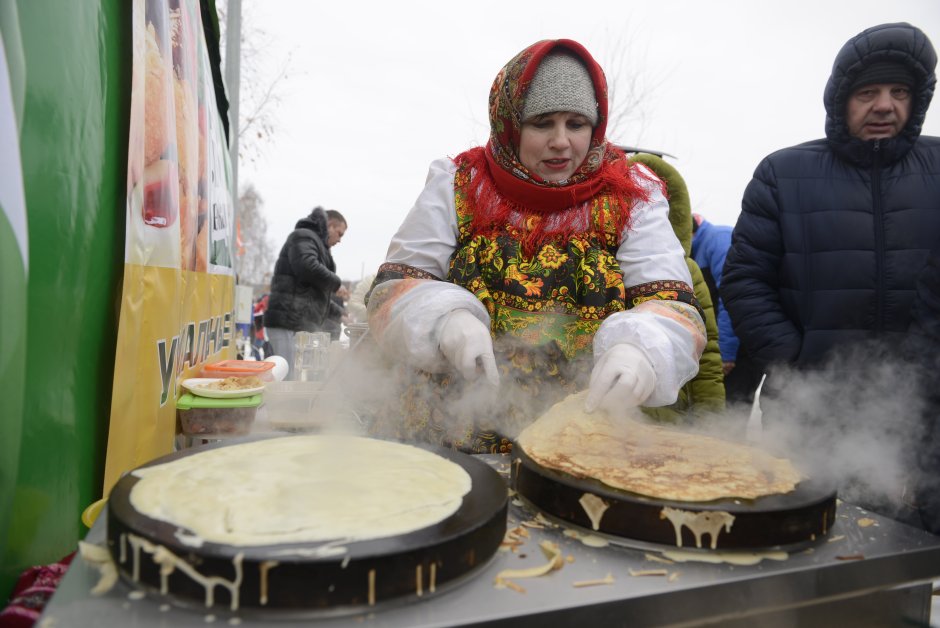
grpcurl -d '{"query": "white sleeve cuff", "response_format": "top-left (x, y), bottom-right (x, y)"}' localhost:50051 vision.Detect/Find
top-left (367, 279), bottom-right (488, 372)
top-left (594, 302), bottom-right (703, 406)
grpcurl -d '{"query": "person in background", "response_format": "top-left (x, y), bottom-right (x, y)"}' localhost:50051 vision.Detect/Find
top-left (264, 207), bottom-right (345, 378)
top-left (366, 39), bottom-right (705, 453)
top-left (721, 23), bottom-right (939, 524)
top-left (691, 213), bottom-right (760, 405)
top-left (722, 22), bottom-right (939, 375)
top-left (251, 293), bottom-right (271, 359)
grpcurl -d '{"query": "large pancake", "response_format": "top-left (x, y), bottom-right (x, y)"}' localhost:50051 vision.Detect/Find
top-left (129, 435), bottom-right (473, 547)
top-left (516, 391), bottom-right (800, 502)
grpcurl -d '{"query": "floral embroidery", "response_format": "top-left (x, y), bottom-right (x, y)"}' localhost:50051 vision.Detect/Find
top-left (519, 276), bottom-right (544, 297)
top-left (479, 239), bottom-right (500, 265)
top-left (538, 244), bottom-right (568, 269)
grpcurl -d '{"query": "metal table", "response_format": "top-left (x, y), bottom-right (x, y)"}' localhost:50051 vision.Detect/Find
top-left (41, 455), bottom-right (940, 627)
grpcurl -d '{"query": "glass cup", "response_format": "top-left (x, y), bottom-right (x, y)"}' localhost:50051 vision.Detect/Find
top-left (293, 331), bottom-right (331, 381)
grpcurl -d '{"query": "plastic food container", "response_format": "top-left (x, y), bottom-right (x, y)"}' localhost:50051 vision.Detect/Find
top-left (201, 359), bottom-right (275, 381)
top-left (177, 393), bottom-right (262, 436)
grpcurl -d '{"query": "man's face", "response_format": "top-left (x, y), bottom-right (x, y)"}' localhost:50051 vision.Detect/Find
top-left (327, 220), bottom-right (346, 247)
top-left (846, 83), bottom-right (912, 141)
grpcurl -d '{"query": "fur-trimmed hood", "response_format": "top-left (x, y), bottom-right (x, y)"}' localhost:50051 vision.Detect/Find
top-left (295, 206), bottom-right (330, 242)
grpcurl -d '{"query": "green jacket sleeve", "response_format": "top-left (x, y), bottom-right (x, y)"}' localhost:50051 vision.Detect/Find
top-left (687, 257), bottom-right (725, 412)
top-left (629, 152), bottom-right (725, 421)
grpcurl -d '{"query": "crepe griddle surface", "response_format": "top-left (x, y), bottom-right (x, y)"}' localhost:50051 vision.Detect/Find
top-left (107, 438), bottom-right (508, 615)
top-left (512, 443), bottom-right (836, 550)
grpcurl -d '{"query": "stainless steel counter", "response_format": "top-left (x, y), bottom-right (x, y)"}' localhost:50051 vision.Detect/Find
top-left (40, 455), bottom-right (940, 627)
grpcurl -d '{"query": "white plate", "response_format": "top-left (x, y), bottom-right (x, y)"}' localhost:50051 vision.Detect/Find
top-left (182, 378), bottom-right (265, 399)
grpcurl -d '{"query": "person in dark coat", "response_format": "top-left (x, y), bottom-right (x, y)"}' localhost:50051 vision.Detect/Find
top-left (721, 22), bottom-right (939, 525)
top-left (722, 22), bottom-right (940, 372)
top-left (265, 207), bottom-right (345, 376)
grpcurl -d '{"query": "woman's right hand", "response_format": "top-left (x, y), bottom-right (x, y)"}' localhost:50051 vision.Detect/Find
top-left (437, 309), bottom-right (500, 386)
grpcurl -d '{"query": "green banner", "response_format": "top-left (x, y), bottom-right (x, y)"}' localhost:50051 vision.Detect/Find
top-left (0, 26), bottom-right (28, 595)
top-left (1, 0), bottom-right (129, 597)
top-left (0, 0), bottom-right (228, 598)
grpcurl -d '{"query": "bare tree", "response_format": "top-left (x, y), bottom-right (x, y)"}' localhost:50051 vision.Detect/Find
top-left (215, 1), bottom-right (292, 284)
top-left (236, 185), bottom-right (276, 285)
top-left (216, 0), bottom-right (296, 167)
top-left (601, 23), bottom-right (671, 150)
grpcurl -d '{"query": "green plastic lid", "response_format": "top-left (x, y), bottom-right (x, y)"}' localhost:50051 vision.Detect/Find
top-left (176, 393), bottom-right (263, 410)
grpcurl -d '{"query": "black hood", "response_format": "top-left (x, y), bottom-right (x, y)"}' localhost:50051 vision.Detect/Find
top-left (824, 22), bottom-right (937, 167)
top-left (295, 206), bottom-right (330, 241)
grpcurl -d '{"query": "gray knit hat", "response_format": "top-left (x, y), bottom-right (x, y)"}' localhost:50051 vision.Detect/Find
top-left (521, 52), bottom-right (598, 125)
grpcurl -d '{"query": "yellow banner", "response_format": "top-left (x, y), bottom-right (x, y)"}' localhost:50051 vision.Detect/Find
top-left (104, 0), bottom-right (235, 493)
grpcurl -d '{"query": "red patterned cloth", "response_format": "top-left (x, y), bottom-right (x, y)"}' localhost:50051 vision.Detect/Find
top-left (0, 553), bottom-right (75, 628)
top-left (454, 38), bottom-right (659, 255)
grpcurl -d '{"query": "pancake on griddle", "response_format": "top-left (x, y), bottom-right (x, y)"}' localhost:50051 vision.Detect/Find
top-left (517, 391), bottom-right (800, 502)
top-left (129, 435), bottom-right (473, 546)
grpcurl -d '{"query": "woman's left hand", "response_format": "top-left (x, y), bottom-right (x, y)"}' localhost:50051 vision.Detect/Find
top-left (585, 344), bottom-right (656, 413)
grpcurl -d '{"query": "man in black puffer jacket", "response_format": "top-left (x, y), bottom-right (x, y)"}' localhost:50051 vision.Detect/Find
top-left (723, 22), bottom-right (939, 372)
top-left (722, 24), bottom-right (939, 525)
top-left (265, 207), bottom-right (345, 377)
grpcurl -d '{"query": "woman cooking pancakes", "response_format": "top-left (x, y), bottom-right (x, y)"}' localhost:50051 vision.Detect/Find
top-left (365, 39), bottom-right (705, 453)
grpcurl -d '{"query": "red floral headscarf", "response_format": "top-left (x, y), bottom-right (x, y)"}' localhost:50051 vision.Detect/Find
top-left (454, 39), bottom-right (655, 255)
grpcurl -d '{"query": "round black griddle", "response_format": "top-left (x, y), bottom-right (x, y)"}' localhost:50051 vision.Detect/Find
top-left (512, 444), bottom-right (836, 551)
top-left (107, 437), bottom-right (508, 615)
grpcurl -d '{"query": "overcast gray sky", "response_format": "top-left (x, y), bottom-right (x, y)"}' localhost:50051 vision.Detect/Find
top-left (235, 0), bottom-right (940, 282)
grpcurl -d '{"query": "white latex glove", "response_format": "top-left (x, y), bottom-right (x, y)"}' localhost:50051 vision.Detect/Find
top-left (437, 309), bottom-right (500, 386)
top-left (585, 343), bottom-right (657, 413)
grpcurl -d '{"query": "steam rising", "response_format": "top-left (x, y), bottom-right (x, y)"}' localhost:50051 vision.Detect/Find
top-left (745, 342), bottom-right (928, 521)
top-left (311, 330), bottom-right (930, 525)
top-left (315, 319), bottom-right (591, 447)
